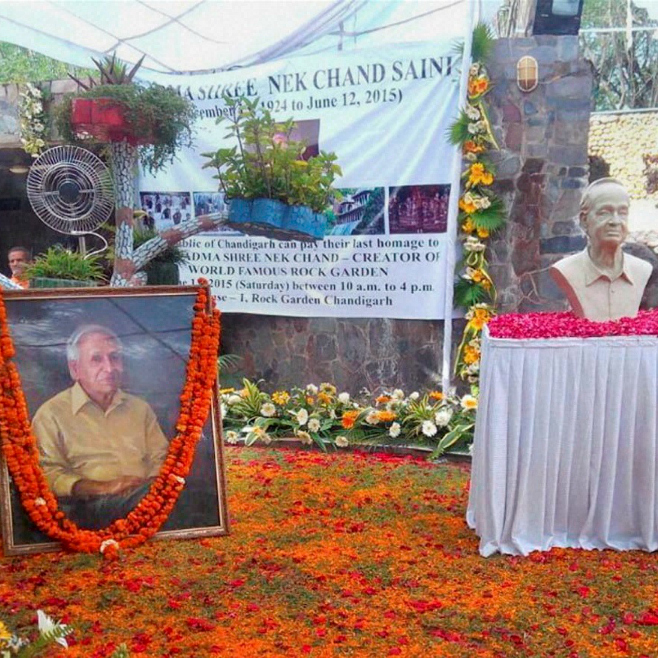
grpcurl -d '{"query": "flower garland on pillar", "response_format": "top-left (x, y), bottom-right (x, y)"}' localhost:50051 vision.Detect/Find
top-left (0, 282), bottom-right (220, 559)
top-left (449, 25), bottom-right (506, 383)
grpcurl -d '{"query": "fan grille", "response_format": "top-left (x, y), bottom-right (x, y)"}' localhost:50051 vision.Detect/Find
top-left (27, 145), bottom-right (114, 235)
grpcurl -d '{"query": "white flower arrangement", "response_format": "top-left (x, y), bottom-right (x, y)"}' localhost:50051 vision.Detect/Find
top-left (260, 403), bottom-right (276, 417)
top-left (222, 380), bottom-right (478, 458)
top-left (296, 430), bottom-right (313, 445)
top-left (225, 430), bottom-right (240, 444)
top-left (19, 82), bottom-right (47, 158)
top-left (421, 420), bottom-right (438, 437)
top-left (365, 410), bottom-right (380, 425)
top-left (435, 408), bottom-right (453, 427)
top-left (307, 418), bottom-right (321, 433)
top-left (463, 236), bottom-right (486, 253)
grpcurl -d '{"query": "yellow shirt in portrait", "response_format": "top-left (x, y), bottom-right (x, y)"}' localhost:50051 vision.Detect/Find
top-left (33, 382), bottom-right (169, 497)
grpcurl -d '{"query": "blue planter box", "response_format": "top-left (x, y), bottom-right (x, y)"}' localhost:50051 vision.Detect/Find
top-left (227, 197), bottom-right (326, 240)
top-left (252, 198), bottom-right (287, 228)
top-left (285, 204), bottom-right (314, 232)
top-left (310, 212), bottom-right (327, 239)
top-left (227, 198), bottom-right (252, 224)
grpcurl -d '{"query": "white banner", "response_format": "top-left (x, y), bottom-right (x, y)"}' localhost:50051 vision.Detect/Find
top-left (139, 41), bottom-right (461, 319)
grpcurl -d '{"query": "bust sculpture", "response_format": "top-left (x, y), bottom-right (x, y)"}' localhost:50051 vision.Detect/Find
top-left (549, 178), bottom-right (652, 322)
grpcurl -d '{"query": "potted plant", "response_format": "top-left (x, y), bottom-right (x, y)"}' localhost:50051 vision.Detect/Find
top-left (25, 245), bottom-right (105, 288)
top-left (55, 54), bottom-right (197, 175)
top-left (50, 54), bottom-right (201, 287)
top-left (202, 95), bottom-right (342, 240)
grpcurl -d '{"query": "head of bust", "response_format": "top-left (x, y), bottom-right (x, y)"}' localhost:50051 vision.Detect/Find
top-left (579, 177), bottom-right (630, 251)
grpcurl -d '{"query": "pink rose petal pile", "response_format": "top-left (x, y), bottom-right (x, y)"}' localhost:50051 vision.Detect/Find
top-left (488, 309), bottom-right (658, 340)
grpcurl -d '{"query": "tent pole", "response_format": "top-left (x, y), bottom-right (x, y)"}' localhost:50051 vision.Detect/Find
top-left (441, 0), bottom-right (478, 393)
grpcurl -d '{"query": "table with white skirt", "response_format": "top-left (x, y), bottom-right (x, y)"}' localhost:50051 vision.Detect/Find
top-left (467, 328), bottom-right (658, 557)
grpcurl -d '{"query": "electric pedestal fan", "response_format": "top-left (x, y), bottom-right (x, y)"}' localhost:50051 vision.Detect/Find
top-left (26, 145), bottom-right (115, 256)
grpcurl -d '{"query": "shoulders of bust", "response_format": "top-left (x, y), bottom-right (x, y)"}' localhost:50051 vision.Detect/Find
top-left (549, 250), bottom-right (587, 275)
top-left (625, 252), bottom-right (653, 286)
top-left (625, 251), bottom-right (653, 273)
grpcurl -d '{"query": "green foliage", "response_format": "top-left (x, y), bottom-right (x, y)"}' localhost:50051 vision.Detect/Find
top-left (0, 609), bottom-right (72, 657)
top-left (580, 0), bottom-right (658, 110)
top-left (54, 55), bottom-right (197, 174)
top-left (453, 23), bottom-right (494, 66)
top-left (218, 353), bottom-right (242, 372)
top-left (448, 110), bottom-right (471, 146)
top-left (25, 246), bottom-right (105, 282)
top-left (202, 95), bottom-right (342, 212)
top-left (454, 278), bottom-right (487, 307)
top-left (0, 43), bottom-right (92, 84)
top-left (470, 23), bottom-right (495, 63)
top-left (359, 187), bottom-right (385, 229)
top-left (462, 197), bottom-right (506, 232)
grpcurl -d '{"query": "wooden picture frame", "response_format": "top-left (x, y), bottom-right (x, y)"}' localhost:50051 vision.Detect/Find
top-left (0, 285), bottom-right (229, 555)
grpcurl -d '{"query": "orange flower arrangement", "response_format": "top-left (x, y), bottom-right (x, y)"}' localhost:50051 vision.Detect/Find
top-left (271, 391), bottom-right (290, 405)
top-left (375, 394), bottom-right (391, 405)
top-left (377, 410), bottom-right (397, 423)
top-left (462, 345), bottom-right (480, 365)
top-left (458, 198), bottom-right (477, 215)
top-left (463, 139), bottom-right (485, 155)
top-left (467, 162), bottom-right (494, 187)
top-left (468, 75), bottom-right (489, 98)
top-left (341, 410), bottom-right (359, 429)
top-left (0, 282), bottom-right (221, 559)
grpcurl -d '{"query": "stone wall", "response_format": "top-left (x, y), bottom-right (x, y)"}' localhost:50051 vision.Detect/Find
top-left (589, 112), bottom-right (658, 200)
top-left (485, 36), bottom-right (592, 313)
top-left (0, 84), bottom-right (20, 146)
top-left (220, 314), bottom-right (461, 394)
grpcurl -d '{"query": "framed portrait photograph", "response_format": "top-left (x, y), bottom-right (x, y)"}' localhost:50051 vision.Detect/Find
top-left (0, 285), bottom-right (229, 556)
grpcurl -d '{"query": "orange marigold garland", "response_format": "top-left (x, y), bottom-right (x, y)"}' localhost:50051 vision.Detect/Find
top-left (0, 281), bottom-right (220, 558)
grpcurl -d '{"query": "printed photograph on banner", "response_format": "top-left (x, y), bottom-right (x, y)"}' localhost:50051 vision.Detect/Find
top-left (0, 288), bottom-right (228, 556)
top-left (388, 185), bottom-right (450, 234)
top-left (140, 192), bottom-right (192, 232)
top-left (277, 119), bottom-right (320, 161)
top-left (193, 192), bottom-right (242, 235)
top-left (326, 188), bottom-right (385, 236)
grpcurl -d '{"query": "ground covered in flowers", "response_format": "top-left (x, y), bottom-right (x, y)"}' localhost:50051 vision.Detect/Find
top-left (3, 447), bottom-right (658, 657)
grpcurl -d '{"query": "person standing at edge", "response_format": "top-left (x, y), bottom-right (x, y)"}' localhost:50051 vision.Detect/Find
top-left (8, 246), bottom-right (32, 289)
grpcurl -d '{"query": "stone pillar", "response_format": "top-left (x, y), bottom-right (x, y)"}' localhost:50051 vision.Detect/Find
top-left (486, 35), bottom-right (592, 312)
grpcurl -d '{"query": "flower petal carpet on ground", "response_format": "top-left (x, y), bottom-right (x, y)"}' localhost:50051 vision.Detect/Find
top-left (3, 447), bottom-right (658, 656)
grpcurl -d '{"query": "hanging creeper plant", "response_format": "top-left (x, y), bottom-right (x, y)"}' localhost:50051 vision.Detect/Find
top-left (50, 54), bottom-right (222, 287)
top-left (449, 24), bottom-right (506, 383)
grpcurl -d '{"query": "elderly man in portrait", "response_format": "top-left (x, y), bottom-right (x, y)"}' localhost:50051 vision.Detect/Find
top-left (32, 324), bottom-right (169, 529)
top-left (549, 177), bottom-right (653, 322)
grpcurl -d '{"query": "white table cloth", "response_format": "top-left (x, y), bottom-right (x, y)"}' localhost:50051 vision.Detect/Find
top-left (467, 328), bottom-right (658, 556)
